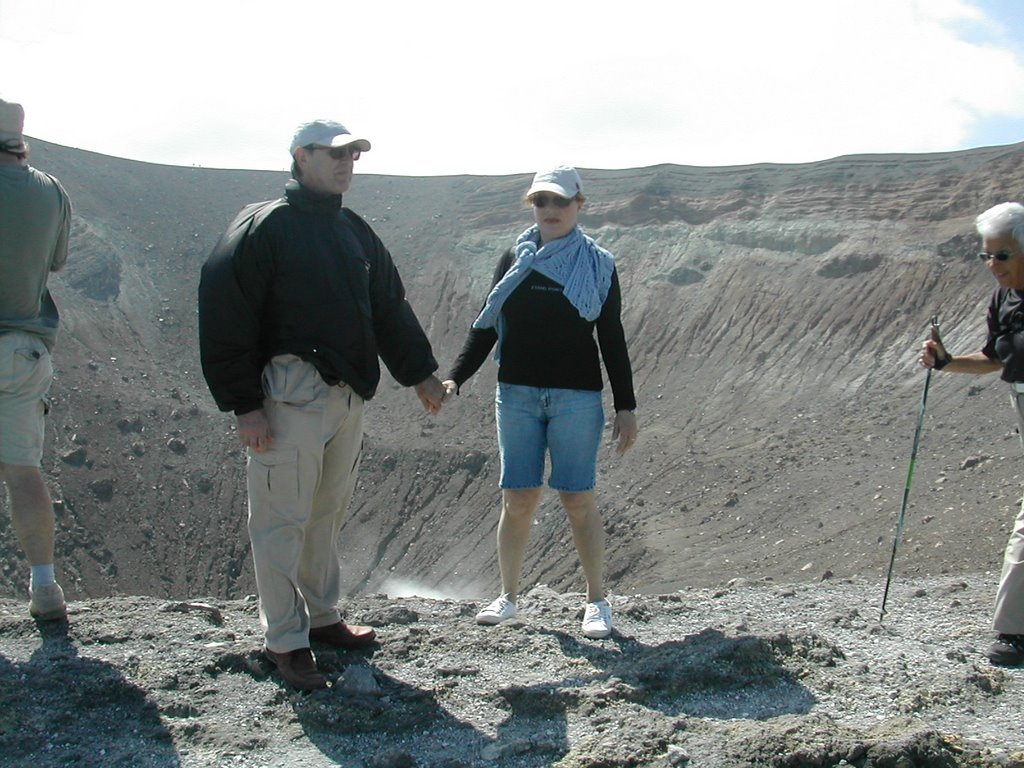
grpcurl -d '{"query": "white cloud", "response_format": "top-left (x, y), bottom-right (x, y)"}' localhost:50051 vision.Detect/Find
top-left (1, 0), bottom-right (1022, 175)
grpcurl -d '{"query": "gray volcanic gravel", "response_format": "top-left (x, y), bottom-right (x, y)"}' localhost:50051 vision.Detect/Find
top-left (2, 572), bottom-right (1023, 767)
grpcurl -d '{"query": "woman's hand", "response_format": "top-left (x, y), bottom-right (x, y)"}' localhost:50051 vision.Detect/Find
top-left (441, 379), bottom-right (458, 403)
top-left (612, 410), bottom-right (638, 455)
top-left (919, 339), bottom-right (950, 369)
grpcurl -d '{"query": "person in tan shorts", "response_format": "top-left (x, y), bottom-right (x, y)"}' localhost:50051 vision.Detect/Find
top-left (0, 99), bottom-right (72, 622)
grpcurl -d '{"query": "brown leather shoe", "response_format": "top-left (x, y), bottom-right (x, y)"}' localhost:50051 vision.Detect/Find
top-left (264, 647), bottom-right (327, 690)
top-left (309, 621), bottom-right (377, 649)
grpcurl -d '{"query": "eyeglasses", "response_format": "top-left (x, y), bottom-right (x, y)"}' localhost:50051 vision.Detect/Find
top-left (305, 144), bottom-right (360, 161)
top-left (530, 194), bottom-right (575, 209)
top-left (978, 251), bottom-right (1014, 262)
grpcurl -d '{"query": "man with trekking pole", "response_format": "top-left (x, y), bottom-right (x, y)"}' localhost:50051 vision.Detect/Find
top-left (918, 201), bottom-right (1024, 666)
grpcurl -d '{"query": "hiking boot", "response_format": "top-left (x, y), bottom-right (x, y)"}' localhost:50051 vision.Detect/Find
top-left (476, 594), bottom-right (517, 625)
top-left (310, 621), bottom-right (377, 649)
top-left (581, 599), bottom-right (613, 639)
top-left (29, 582), bottom-right (67, 621)
top-left (264, 647), bottom-right (327, 690)
top-left (987, 634), bottom-right (1024, 666)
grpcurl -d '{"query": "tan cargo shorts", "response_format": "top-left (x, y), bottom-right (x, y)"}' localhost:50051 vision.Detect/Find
top-left (0, 331), bottom-right (53, 467)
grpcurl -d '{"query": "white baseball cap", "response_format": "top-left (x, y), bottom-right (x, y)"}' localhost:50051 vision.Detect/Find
top-left (526, 166), bottom-right (583, 198)
top-left (289, 119), bottom-right (371, 156)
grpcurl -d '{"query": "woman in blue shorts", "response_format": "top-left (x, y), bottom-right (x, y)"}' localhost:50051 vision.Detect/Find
top-left (443, 166), bottom-right (638, 639)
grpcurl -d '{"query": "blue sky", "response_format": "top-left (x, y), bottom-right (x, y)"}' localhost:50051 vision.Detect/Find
top-left (960, 0), bottom-right (1024, 148)
top-left (2, 0), bottom-right (1023, 176)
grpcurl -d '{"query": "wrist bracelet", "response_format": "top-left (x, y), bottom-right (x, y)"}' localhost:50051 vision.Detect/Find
top-left (934, 354), bottom-right (953, 371)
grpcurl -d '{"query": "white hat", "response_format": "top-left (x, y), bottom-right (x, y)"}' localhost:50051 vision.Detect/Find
top-left (289, 119), bottom-right (371, 156)
top-left (0, 99), bottom-right (27, 154)
top-left (526, 166), bottom-right (583, 198)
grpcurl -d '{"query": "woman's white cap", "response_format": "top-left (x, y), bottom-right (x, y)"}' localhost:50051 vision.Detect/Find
top-left (526, 166), bottom-right (582, 198)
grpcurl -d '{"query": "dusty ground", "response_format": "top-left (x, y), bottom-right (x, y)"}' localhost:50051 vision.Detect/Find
top-left (1, 573), bottom-right (1023, 767)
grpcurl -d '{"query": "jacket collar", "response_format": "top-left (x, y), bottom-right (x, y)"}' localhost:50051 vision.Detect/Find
top-left (285, 180), bottom-right (344, 215)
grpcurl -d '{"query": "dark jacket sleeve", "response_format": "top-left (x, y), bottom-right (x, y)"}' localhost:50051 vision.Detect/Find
top-left (446, 249), bottom-right (512, 386)
top-left (197, 201), bottom-right (279, 414)
top-left (346, 211), bottom-right (438, 387)
top-left (596, 269), bottom-right (637, 412)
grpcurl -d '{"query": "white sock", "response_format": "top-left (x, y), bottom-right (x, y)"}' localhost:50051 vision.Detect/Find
top-left (30, 564), bottom-right (55, 590)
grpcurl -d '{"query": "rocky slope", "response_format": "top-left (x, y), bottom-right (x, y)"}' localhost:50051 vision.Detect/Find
top-left (5, 139), bottom-right (1024, 765)
top-left (1, 140), bottom-right (1024, 610)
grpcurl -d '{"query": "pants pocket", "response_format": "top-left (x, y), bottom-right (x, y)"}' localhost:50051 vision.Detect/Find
top-left (248, 445), bottom-right (300, 511)
top-left (9, 342), bottom-right (52, 390)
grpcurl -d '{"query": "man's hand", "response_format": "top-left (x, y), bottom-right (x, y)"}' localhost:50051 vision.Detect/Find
top-left (415, 375), bottom-right (446, 415)
top-left (237, 409), bottom-right (272, 452)
top-left (613, 410), bottom-right (638, 455)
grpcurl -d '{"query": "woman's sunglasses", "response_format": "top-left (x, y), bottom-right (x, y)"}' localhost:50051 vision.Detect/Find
top-left (531, 194), bottom-right (575, 209)
top-left (978, 251), bottom-right (1014, 262)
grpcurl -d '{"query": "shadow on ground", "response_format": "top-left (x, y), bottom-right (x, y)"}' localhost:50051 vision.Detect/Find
top-left (0, 618), bottom-right (180, 767)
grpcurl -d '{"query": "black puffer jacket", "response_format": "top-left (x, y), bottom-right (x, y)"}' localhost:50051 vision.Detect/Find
top-left (198, 182), bottom-right (437, 414)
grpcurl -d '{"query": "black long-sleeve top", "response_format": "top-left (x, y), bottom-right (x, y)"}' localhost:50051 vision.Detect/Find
top-left (448, 248), bottom-right (637, 413)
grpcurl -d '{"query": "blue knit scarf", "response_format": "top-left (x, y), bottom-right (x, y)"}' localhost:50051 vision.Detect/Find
top-left (473, 225), bottom-right (615, 330)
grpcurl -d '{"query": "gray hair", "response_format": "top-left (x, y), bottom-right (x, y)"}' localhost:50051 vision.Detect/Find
top-left (975, 202), bottom-right (1024, 246)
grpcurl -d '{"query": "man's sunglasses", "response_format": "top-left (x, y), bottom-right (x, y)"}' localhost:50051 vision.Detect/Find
top-left (978, 251), bottom-right (1014, 262)
top-left (305, 144), bottom-right (361, 161)
top-left (531, 194), bottom-right (575, 209)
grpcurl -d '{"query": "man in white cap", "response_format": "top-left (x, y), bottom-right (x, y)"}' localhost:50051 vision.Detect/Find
top-left (0, 99), bottom-right (72, 622)
top-left (199, 120), bottom-right (446, 690)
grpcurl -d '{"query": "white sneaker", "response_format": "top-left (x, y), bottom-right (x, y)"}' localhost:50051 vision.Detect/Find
top-left (29, 582), bottom-right (67, 621)
top-left (581, 599), bottom-right (612, 639)
top-left (476, 594), bottom-right (517, 625)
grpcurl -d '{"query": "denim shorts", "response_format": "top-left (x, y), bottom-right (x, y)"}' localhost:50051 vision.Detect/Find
top-left (495, 383), bottom-right (604, 492)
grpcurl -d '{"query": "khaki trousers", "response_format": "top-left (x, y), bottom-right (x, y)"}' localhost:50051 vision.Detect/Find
top-left (247, 355), bottom-right (364, 652)
top-left (993, 389), bottom-right (1024, 634)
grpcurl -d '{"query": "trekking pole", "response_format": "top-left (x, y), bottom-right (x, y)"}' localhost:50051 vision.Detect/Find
top-left (879, 315), bottom-right (942, 622)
